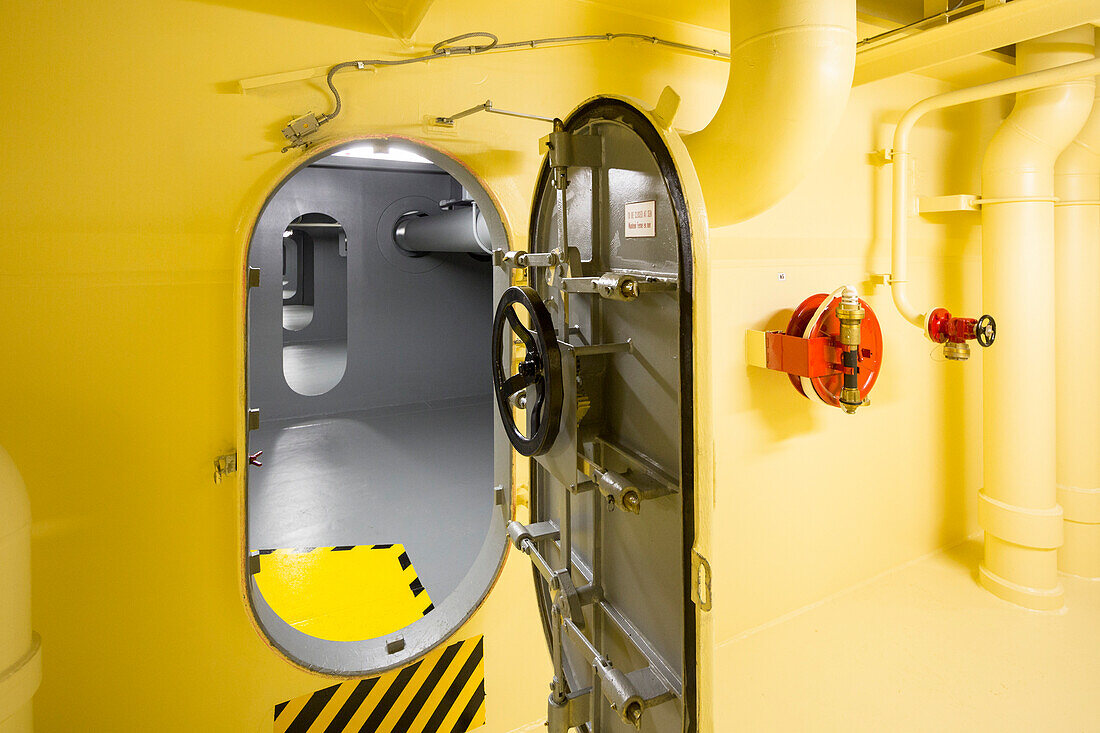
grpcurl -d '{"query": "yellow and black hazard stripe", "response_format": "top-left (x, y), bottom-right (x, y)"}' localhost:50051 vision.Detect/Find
top-left (273, 635), bottom-right (485, 733)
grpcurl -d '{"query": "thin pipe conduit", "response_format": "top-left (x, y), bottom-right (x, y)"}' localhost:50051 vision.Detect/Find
top-left (889, 52), bottom-right (1100, 333)
top-left (274, 29), bottom-right (733, 149)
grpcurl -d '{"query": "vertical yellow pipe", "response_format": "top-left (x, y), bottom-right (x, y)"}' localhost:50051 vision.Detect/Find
top-left (980, 27), bottom-right (1096, 610)
top-left (1055, 38), bottom-right (1100, 580)
top-left (0, 446), bottom-right (38, 733)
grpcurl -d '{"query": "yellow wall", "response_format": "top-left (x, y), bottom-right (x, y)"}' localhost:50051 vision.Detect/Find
top-left (707, 78), bottom-right (997, 643)
top-left (0, 1), bottom-right (999, 730)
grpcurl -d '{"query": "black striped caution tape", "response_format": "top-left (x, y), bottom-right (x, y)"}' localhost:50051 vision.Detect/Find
top-left (273, 635), bottom-right (485, 733)
top-left (250, 545), bottom-right (435, 619)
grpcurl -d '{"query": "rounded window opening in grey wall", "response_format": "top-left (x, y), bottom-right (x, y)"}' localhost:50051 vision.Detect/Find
top-left (281, 213), bottom-right (348, 395)
top-left (282, 237), bottom-right (299, 301)
top-left (245, 138), bottom-right (513, 676)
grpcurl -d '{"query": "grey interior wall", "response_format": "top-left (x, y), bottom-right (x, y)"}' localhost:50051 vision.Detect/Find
top-left (249, 164), bottom-right (493, 422)
top-left (283, 232), bottom-right (347, 345)
top-left (283, 240), bottom-right (298, 297)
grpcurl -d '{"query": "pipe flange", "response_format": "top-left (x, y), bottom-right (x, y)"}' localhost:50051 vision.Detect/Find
top-left (0, 633), bottom-right (41, 723)
top-left (375, 196), bottom-right (446, 274)
top-left (943, 340), bottom-right (971, 361)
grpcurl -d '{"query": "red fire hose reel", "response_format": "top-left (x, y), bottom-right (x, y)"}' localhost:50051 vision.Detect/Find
top-left (750, 288), bottom-right (883, 414)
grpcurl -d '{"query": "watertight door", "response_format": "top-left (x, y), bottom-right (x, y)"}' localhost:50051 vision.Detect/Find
top-left (490, 98), bottom-right (695, 733)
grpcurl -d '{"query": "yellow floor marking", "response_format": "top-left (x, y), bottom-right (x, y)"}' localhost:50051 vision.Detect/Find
top-left (253, 545), bottom-right (432, 641)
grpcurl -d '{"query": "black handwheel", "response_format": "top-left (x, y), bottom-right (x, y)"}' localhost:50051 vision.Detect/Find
top-left (492, 286), bottom-right (563, 456)
top-left (976, 314), bottom-right (996, 348)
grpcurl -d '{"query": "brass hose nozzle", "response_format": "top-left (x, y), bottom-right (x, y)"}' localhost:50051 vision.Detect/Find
top-left (836, 288), bottom-right (865, 414)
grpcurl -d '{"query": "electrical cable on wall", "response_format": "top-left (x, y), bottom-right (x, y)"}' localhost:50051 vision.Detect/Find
top-left (279, 30), bottom-right (731, 151)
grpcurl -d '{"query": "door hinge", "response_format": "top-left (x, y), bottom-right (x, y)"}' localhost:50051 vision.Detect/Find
top-left (691, 548), bottom-right (712, 612)
top-left (247, 267), bottom-right (261, 288)
top-left (213, 452), bottom-right (237, 483)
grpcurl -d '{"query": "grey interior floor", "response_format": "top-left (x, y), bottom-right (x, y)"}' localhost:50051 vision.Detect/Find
top-left (247, 396), bottom-right (494, 606)
top-left (282, 304), bottom-right (314, 330)
top-left (282, 341), bottom-right (347, 396)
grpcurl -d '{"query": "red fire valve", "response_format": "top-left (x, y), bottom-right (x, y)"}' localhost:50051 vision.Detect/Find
top-left (926, 308), bottom-right (996, 361)
top-left (758, 289), bottom-right (883, 414)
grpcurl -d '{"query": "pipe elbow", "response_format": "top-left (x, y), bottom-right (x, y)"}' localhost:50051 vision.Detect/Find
top-left (984, 30), bottom-right (1096, 198)
top-left (1055, 84), bottom-right (1100, 200)
top-left (684, 0), bottom-right (856, 227)
top-left (890, 284), bottom-right (925, 330)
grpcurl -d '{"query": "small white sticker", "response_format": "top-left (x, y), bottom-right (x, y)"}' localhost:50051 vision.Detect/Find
top-left (624, 200), bottom-right (656, 238)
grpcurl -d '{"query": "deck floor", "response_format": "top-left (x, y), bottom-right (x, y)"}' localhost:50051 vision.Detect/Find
top-left (716, 538), bottom-right (1100, 731)
top-left (247, 396), bottom-right (494, 607)
top-left (281, 340), bottom-right (347, 395)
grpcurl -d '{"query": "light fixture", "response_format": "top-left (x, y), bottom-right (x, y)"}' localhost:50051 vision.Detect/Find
top-left (331, 143), bottom-right (432, 164)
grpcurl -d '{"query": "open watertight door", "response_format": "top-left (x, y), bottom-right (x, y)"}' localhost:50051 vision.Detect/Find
top-left (244, 139), bottom-right (517, 687)
top-left (491, 98), bottom-right (696, 732)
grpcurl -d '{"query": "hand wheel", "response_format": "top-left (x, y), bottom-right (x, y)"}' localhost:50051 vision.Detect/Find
top-left (976, 314), bottom-right (996, 348)
top-left (491, 286), bottom-right (563, 456)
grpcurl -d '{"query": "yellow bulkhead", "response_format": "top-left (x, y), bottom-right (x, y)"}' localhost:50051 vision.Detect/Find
top-left (1, 1), bottom-right (1098, 732)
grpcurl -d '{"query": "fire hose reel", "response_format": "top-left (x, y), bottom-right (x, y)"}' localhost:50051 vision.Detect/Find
top-left (749, 287), bottom-right (883, 414)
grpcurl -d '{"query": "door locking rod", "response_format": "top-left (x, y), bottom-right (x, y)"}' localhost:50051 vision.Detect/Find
top-left (435, 99), bottom-right (556, 127)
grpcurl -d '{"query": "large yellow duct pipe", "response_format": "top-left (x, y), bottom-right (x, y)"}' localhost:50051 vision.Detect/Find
top-left (979, 27), bottom-right (1096, 611)
top-left (1055, 50), bottom-right (1100, 580)
top-left (683, 0), bottom-right (856, 227)
top-left (0, 446), bottom-right (38, 732)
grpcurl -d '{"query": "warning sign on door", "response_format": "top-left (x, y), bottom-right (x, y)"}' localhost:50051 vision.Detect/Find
top-left (625, 200), bottom-right (656, 238)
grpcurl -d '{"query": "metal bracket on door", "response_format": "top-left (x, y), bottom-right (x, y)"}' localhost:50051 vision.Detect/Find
top-left (691, 549), bottom-right (713, 612)
top-left (562, 272), bottom-right (677, 302)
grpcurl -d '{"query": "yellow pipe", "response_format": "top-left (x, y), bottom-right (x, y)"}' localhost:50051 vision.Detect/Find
top-left (1055, 38), bottom-right (1100, 580)
top-left (0, 446), bottom-right (38, 733)
top-left (683, 0), bottom-right (856, 227)
top-left (979, 27), bottom-right (1096, 610)
top-left (890, 52), bottom-right (1100, 334)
